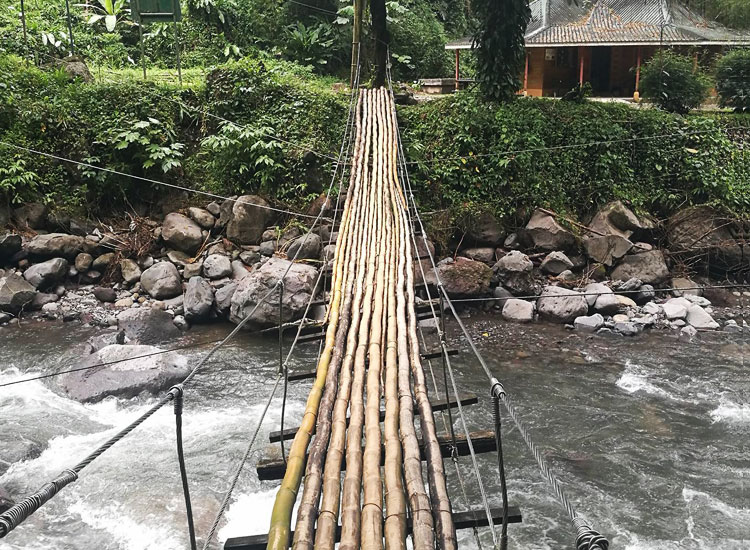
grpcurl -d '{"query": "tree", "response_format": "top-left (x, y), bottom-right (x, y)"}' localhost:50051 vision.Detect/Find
top-left (370, 0), bottom-right (388, 87)
top-left (472, 0), bottom-right (530, 102)
top-left (639, 51), bottom-right (711, 114)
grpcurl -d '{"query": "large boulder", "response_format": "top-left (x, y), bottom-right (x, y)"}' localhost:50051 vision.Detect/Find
top-left (184, 276), bottom-right (214, 321)
top-left (286, 233), bottom-right (323, 261)
top-left (26, 233), bottom-right (86, 259)
top-left (23, 258), bottom-right (68, 289)
top-left (140, 262), bottom-right (183, 299)
top-left (13, 203), bottom-right (48, 229)
top-left (424, 257), bottom-right (492, 297)
top-left (0, 233), bottom-right (22, 262)
top-left (306, 193), bottom-right (333, 218)
top-left (667, 206), bottom-right (745, 272)
top-left (229, 257), bottom-right (318, 328)
top-left (226, 195), bottom-right (271, 245)
top-left (583, 235), bottom-right (632, 267)
top-left (162, 213), bottom-right (203, 254)
top-left (522, 209), bottom-right (576, 251)
top-left (466, 211), bottom-right (504, 246)
top-left (502, 299), bottom-right (534, 323)
top-left (214, 282), bottom-right (237, 315)
top-left (119, 259), bottom-right (142, 284)
top-left (203, 254), bottom-right (232, 279)
top-left (57, 344), bottom-right (189, 403)
top-left (611, 250), bottom-right (669, 285)
top-left (0, 273), bottom-right (36, 313)
top-left (588, 201), bottom-right (644, 239)
top-left (187, 207), bottom-right (216, 229)
top-left (492, 251), bottom-right (536, 296)
top-left (460, 247), bottom-right (496, 265)
top-left (537, 285), bottom-right (588, 323)
top-left (117, 307), bottom-right (182, 344)
top-left (540, 251), bottom-right (573, 275)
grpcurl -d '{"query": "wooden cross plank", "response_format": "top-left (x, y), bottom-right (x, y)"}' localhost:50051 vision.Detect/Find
top-left (224, 506), bottom-right (522, 550)
top-left (268, 391), bottom-right (478, 443)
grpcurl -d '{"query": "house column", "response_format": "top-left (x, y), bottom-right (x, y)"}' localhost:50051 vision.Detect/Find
top-left (523, 51), bottom-right (529, 95)
top-left (455, 49), bottom-right (460, 91)
top-left (579, 47), bottom-right (585, 86)
top-left (634, 46), bottom-right (642, 102)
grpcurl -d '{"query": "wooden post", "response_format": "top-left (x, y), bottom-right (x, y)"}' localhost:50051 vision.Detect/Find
top-left (693, 50), bottom-right (699, 73)
top-left (523, 51), bottom-right (529, 95)
top-left (634, 46), bottom-right (642, 101)
top-left (579, 48), bottom-right (585, 85)
top-left (455, 50), bottom-right (460, 92)
top-left (350, 0), bottom-right (363, 87)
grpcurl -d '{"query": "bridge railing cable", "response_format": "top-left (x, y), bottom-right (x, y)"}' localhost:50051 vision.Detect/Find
top-left (385, 65), bottom-right (609, 550)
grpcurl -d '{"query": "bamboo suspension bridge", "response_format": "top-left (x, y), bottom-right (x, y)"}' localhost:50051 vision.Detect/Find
top-left (0, 70), bottom-right (609, 549)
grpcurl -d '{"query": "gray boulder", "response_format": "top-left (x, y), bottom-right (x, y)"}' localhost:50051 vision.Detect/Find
top-left (537, 285), bottom-right (588, 323)
top-left (615, 321), bottom-right (642, 337)
top-left (461, 247), bottom-right (496, 265)
top-left (583, 282), bottom-right (612, 308)
top-left (26, 233), bottom-right (86, 259)
top-left (492, 251), bottom-right (536, 296)
top-left (492, 286), bottom-right (514, 307)
top-left (162, 213), bottom-right (203, 254)
top-left (574, 314), bottom-right (604, 333)
top-left (13, 202), bottom-right (47, 229)
top-left (203, 254), bottom-right (232, 279)
top-left (423, 257), bottom-right (492, 297)
top-left (92, 252), bottom-right (115, 271)
top-left (187, 207), bottom-right (216, 229)
top-left (306, 193), bottom-right (332, 218)
top-left (588, 201), bottom-right (644, 239)
top-left (611, 250), bottom-right (669, 285)
top-left (667, 206), bottom-right (744, 272)
top-left (593, 293), bottom-right (621, 315)
top-left (523, 209), bottom-right (576, 251)
top-left (23, 258), bottom-right (68, 289)
top-left (57, 344), bottom-right (189, 403)
top-left (686, 305), bottom-right (719, 330)
top-left (0, 273), bottom-right (36, 313)
top-left (226, 195), bottom-right (271, 245)
top-left (140, 262), bottom-right (182, 299)
top-left (184, 276), bottom-right (214, 321)
top-left (502, 299), bottom-right (534, 323)
top-left (229, 257), bottom-right (318, 328)
top-left (30, 292), bottom-right (59, 310)
top-left (120, 259), bottom-right (142, 284)
top-left (231, 260), bottom-right (251, 281)
top-left (467, 211), bottom-right (504, 246)
top-left (239, 249), bottom-right (260, 266)
top-left (75, 252), bottom-right (93, 272)
top-left (214, 282), bottom-right (237, 315)
top-left (93, 287), bottom-right (117, 302)
top-left (0, 233), bottom-right (22, 262)
top-left (671, 277), bottom-right (701, 297)
top-left (117, 307), bottom-right (182, 344)
top-left (540, 251), bottom-right (573, 275)
top-left (183, 260), bottom-right (203, 280)
top-left (583, 235), bottom-right (632, 267)
top-left (286, 233), bottom-right (322, 261)
top-left (259, 241), bottom-right (276, 257)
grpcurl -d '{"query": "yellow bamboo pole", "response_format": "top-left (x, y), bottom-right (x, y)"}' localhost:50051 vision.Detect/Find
top-left (266, 91), bottom-right (364, 550)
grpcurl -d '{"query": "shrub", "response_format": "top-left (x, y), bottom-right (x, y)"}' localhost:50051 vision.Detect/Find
top-left (640, 51), bottom-right (711, 114)
top-left (716, 48), bottom-right (750, 112)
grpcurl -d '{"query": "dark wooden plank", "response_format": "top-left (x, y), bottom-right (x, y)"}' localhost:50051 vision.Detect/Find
top-left (258, 430), bottom-right (496, 480)
top-left (268, 391), bottom-right (478, 442)
top-left (420, 348), bottom-right (458, 361)
top-left (224, 507), bottom-right (521, 550)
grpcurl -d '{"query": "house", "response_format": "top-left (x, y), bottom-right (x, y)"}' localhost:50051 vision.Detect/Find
top-left (445, 0), bottom-right (750, 98)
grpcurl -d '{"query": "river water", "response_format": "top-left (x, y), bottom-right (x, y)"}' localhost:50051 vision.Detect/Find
top-left (0, 316), bottom-right (747, 550)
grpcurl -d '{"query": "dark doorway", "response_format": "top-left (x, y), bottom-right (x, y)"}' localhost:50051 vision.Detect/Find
top-left (590, 47), bottom-right (611, 94)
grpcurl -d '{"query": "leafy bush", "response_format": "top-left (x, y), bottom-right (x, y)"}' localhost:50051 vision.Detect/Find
top-left (716, 48), bottom-right (750, 112)
top-left (640, 51), bottom-right (711, 114)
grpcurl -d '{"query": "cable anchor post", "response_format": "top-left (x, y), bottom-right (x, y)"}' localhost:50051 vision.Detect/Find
top-left (170, 384), bottom-right (197, 550)
top-left (490, 382), bottom-right (509, 550)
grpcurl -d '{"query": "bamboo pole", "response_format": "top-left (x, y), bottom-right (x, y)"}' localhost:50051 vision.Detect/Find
top-left (315, 89), bottom-right (378, 550)
top-left (293, 91), bottom-right (368, 550)
top-left (339, 88), bottom-right (379, 550)
top-left (382, 87), bottom-right (407, 550)
top-left (361, 88), bottom-right (389, 550)
top-left (266, 92), bottom-right (364, 550)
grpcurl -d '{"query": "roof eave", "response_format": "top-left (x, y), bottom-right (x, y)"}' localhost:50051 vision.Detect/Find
top-left (446, 40), bottom-right (750, 50)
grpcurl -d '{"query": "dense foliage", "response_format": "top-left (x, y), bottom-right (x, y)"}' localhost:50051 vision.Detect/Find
top-left (640, 51), bottom-right (711, 114)
top-left (716, 48), bottom-right (750, 112)
top-left (471, 0), bottom-right (530, 102)
top-left (399, 92), bottom-right (750, 228)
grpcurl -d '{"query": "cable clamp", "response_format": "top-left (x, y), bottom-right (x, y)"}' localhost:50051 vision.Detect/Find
top-left (170, 384), bottom-right (184, 415)
top-left (490, 377), bottom-right (506, 399)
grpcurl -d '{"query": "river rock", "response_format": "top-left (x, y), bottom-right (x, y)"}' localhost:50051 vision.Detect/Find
top-left (583, 235), bottom-right (632, 267)
top-left (686, 305), bottom-right (719, 330)
top-left (231, 260), bottom-right (251, 281)
top-left (183, 260), bottom-right (203, 280)
top-left (214, 282), bottom-right (237, 315)
top-left (574, 313), bottom-right (604, 332)
top-left (636, 284), bottom-right (656, 304)
top-left (26, 233), bottom-right (86, 259)
top-left (120, 259), bottom-right (142, 284)
top-left (523, 209), bottom-right (576, 251)
top-left (425, 257), bottom-right (492, 297)
top-left (30, 292), bottom-right (59, 310)
top-left (226, 195), bottom-right (271, 245)
top-left (117, 307), bottom-right (182, 344)
top-left (662, 301), bottom-right (688, 320)
top-left (642, 302), bottom-right (662, 315)
top-left (13, 202), bottom-right (47, 229)
top-left (679, 325), bottom-right (698, 342)
top-left (187, 207), bottom-right (216, 229)
top-left (588, 201), bottom-right (643, 239)
top-left (229, 257), bottom-right (318, 328)
top-left (162, 213), bottom-right (203, 254)
top-left (184, 276), bottom-right (214, 321)
top-left (93, 287), bottom-right (117, 303)
top-left (671, 277), bottom-right (701, 297)
top-left (0, 273), bottom-right (36, 313)
top-left (614, 321), bottom-right (642, 337)
top-left (141, 262), bottom-right (182, 299)
top-left (537, 285), bottom-right (588, 323)
top-left (203, 254), bottom-right (232, 279)
top-left (502, 299), bottom-right (534, 323)
top-left (593, 293), bottom-right (620, 315)
top-left (207, 202), bottom-right (221, 216)
top-left (239, 249), bottom-right (260, 266)
top-left (75, 253), bottom-right (93, 272)
top-left (540, 251), bottom-right (573, 275)
top-left (286, 233), bottom-right (322, 261)
top-left (492, 286), bottom-right (514, 308)
top-left (306, 193), bottom-right (332, 218)
top-left (259, 241), bottom-right (276, 257)
top-left (0, 233), bottom-right (22, 262)
top-left (611, 250), bottom-right (669, 285)
top-left (23, 258), bottom-right (68, 289)
top-left (92, 252), bottom-right (115, 271)
top-left (467, 211), bottom-right (504, 246)
top-left (58, 344), bottom-right (189, 403)
top-left (460, 247), bottom-right (496, 265)
top-left (584, 282), bottom-right (612, 307)
top-left (492, 251), bottom-right (536, 296)
top-left (667, 206), bottom-right (745, 272)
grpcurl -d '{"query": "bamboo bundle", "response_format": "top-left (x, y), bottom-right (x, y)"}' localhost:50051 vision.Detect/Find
top-left (266, 91), bottom-right (365, 550)
top-left (292, 91), bottom-right (370, 550)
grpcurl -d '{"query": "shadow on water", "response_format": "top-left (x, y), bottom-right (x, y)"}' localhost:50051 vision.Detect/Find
top-left (0, 317), bottom-right (748, 549)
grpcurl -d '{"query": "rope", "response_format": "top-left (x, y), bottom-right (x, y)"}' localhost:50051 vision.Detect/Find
top-left (172, 385), bottom-right (197, 550)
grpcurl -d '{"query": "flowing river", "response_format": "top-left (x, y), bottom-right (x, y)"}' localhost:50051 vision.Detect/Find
top-left (0, 316), bottom-right (748, 550)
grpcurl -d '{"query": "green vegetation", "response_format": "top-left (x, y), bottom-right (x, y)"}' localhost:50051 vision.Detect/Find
top-left (640, 51), bottom-right (711, 114)
top-left (716, 48), bottom-right (750, 112)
